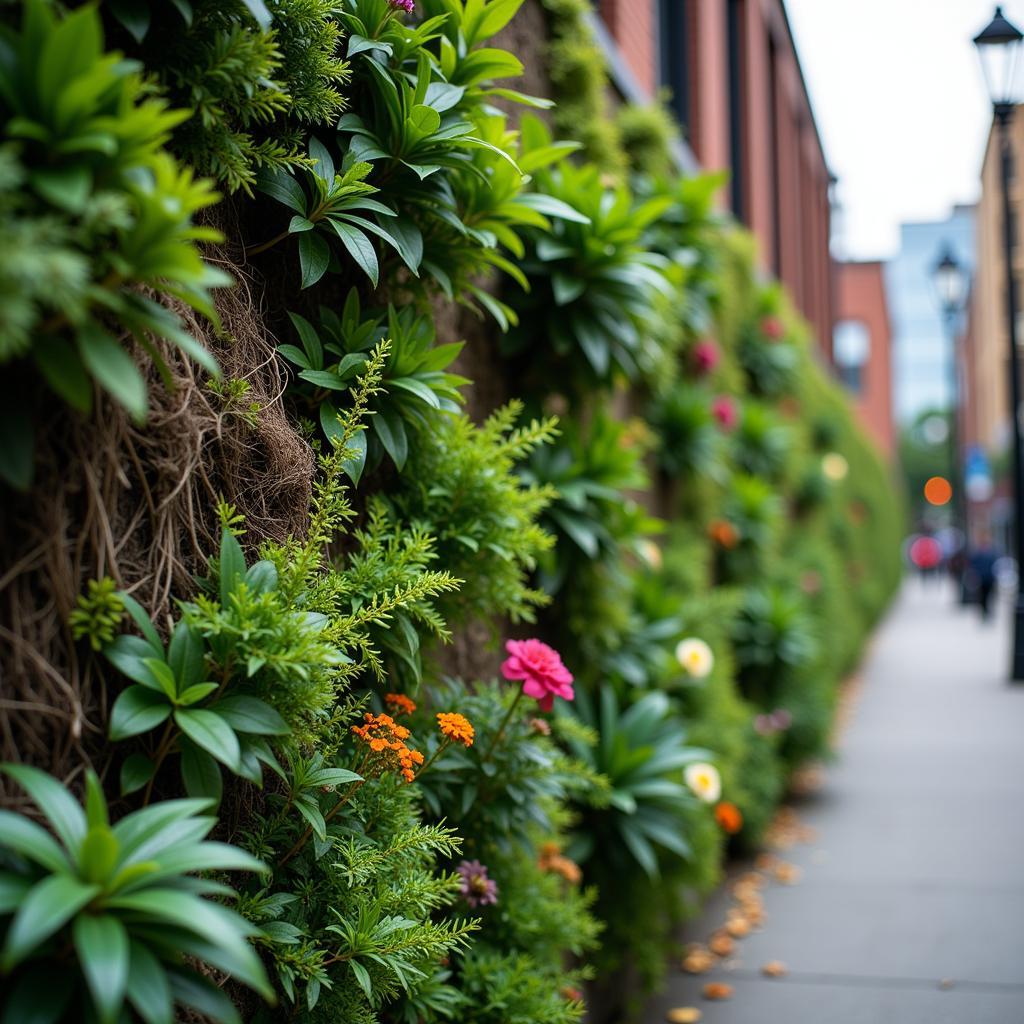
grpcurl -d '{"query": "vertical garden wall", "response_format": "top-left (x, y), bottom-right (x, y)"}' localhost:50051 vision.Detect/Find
top-left (0, 1), bottom-right (902, 1022)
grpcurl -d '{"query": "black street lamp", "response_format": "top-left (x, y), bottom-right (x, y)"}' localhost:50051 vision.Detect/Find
top-left (930, 244), bottom-right (968, 602)
top-left (974, 6), bottom-right (1024, 679)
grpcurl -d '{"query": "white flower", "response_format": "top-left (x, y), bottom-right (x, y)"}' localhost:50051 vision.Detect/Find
top-left (684, 762), bottom-right (721, 804)
top-left (821, 452), bottom-right (849, 481)
top-left (675, 637), bottom-right (714, 678)
top-left (638, 540), bottom-right (663, 570)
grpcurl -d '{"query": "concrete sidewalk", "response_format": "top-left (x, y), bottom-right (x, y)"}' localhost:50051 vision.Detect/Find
top-left (645, 580), bottom-right (1024, 1023)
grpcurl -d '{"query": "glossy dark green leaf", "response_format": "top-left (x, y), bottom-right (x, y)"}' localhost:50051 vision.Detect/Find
top-left (109, 686), bottom-right (171, 741)
top-left (1, 874), bottom-right (100, 970)
top-left (120, 754), bottom-right (156, 797)
top-left (214, 696), bottom-right (289, 736)
top-left (298, 231), bottom-right (330, 288)
top-left (175, 709), bottom-right (241, 772)
top-left (125, 941), bottom-right (173, 1024)
top-left (77, 325), bottom-right (147, 421)
top-left (74, 914), bottom-right (129, 1024)
top-left (180, 740), bottom-right (223, 803)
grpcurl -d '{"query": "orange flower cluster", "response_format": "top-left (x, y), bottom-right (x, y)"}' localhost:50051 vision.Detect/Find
top-left (437, 712), bottom-right (475, 747)
top-left (538, 841), bottom-right (582, 884)
top-left (385, 692), bottom-right (417, 716)
top-left (715, 801), bottom-right (743, 835)
top-left (708, 519), bottom-right (740, 549)
top-left (351, 712), bottom-right (424, 782)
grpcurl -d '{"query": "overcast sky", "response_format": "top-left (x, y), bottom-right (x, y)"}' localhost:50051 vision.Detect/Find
top-left (785, 0), bottom-right (1024, 260)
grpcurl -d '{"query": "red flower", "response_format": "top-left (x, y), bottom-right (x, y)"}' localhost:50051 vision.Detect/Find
top-left (501, 639), bottom-right (574, 712)
top-left (692, 339), bottom-right (720, 375)
top-left (760, 315), bottom-right (785, 341)
top-left (711, 395), bottom-right (738, 431)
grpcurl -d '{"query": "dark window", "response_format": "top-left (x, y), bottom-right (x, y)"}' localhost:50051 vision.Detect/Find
top-left (659, 0), bottom-right (689, 131)
top-left (727, 0), bottom-right (746, 221)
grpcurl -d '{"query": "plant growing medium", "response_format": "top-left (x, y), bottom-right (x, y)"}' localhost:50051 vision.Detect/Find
top-left (0, 0), bottom-right (902, 1022)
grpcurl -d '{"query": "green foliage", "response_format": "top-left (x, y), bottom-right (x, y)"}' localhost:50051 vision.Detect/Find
top-left (563, 688), bottom-right (706, 879)
top-left (414, 680), bottom-right (605, 850)
top-left (731, 584), bottom-right (819, 708)
top-left (505, 162), bottom-right (674, 394)
top-left (389, 402), bottom-right (558, 625)
top-left (280, 289), bottom-right (468, 476)
top-left (732, 401), bottom-right (793, 482)
top-left (110, 0), bottom-right (350, 194)
top-left (650, 384), bottom-right (722, 479)
top-left (737, 312), bottom-right (800, 398)
top-left (242, 770), bottom-right (477, 1017)
top-left (521, 413), bottom-right (661, 593)
top-left (0, 0), bottom-right (229, 488)
top-left (615, 99), bottom-right (680, 180)
top-left (0, 764), bottom-right (271, 1024)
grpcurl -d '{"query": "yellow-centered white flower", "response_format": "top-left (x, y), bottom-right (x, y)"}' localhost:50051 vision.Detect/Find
top-left (675, 637), bottom-right (714, 678)
top-left (684, 762), bottom-right (721, 804)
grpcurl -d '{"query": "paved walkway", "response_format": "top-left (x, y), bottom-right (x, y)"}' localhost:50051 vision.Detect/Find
top-left (646, 580), bottom-right (1024, 1023)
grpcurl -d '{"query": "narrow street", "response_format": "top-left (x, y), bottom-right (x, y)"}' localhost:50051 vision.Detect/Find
top-left (647, 580), bottom-right (1024, 1023)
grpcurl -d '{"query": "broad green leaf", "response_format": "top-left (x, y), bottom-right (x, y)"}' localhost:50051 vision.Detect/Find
top-left (0, 764), bottom-right (85, 853)
top-left (109, 686), bottom-right (171, 741)
top-left (120, 754), bottom-right (155, 797)
top-left (74, 914), bottom-right (129, 1024)
top-left (167, 622), bottom-right (206, 690)
top-left (175, 709), bottom-right (241, 772)
top-left (180, 741), bottom-right (223, 803)
top-left (1, 874), bottom-right (100, 970)
top-left (218, 527), bottom-right (247, 607)
top-left (176, 683), bottom-right (218, 706)
top-left (213, 696), bottom-right (289, 736)
top-left (144, 658), bottom-right (178, 701)
top-left (77, 326), bottom-right (147, 422)
top-left (374, 406), bottom-right (408, 470)
top-left (298, 231), bottom-right (330, 288)
top-left (33, 336), bottom-right (92, 411)
top-left (79, 825), bottom-right (119, 884)
top-left (0, 810), bottom-right (69, 872)
top-left (0, 968), bottom-right (74, 1024)
top-left (125, 942), bottom-right (173, 1024)
top-left (256, 167), bottom-right (305, 214)
top-left (328, 221), bottom-right (378, 286)
top-left (105, 636), bottom-right (165, 691)
top-left (115, 592), bottom-right (162, 651)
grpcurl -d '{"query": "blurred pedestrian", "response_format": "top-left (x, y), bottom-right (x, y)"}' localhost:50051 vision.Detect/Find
top-left (967, 532), bottom-right (1000, 621)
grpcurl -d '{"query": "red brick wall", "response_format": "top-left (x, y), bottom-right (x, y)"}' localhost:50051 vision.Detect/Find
top-left (597, 0), bottom-right (835, 361)
top-left (836, 262), bottom-right (895, 458)
top-left (599, 0), bottom-right (657, 96)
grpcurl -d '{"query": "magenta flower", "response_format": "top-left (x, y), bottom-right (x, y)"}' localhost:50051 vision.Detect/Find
top-left (692, 339), bottom-right (720, 375)
top-left (760, 315), bottom-right (785, 341)
top-left (457, 860), bottom-right (498, 907)
top-left (501, 639), bottom-right (574, 712)
top-left (711, 395), bottom-right (738, 431)
top-left (389, 0), bottom-right (414, 10)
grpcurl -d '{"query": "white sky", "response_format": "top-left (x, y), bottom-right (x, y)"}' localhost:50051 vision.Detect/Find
top-left (785, 0), bottom-right (1024, 260)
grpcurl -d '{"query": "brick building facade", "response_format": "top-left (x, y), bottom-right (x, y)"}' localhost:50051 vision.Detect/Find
top-left (594, 0), bottom-right (835, 356)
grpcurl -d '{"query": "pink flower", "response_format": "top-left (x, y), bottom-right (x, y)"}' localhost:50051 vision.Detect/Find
top-left (692, 339), bottom-right (720, 375)
top-left (760, 315), bottom-right (785, 341)
top-left (457, 860), bottom-right (498, 907)
top-left (501, 639), bottom-right (574, 712)
top-left (711, 395), bottom-right (738, 431)
top-left (389, 0), bottom-right (414, 10)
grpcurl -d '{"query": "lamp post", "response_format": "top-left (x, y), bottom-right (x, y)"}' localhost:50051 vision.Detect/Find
top-left (931, 244), bottom-right (969, 601)
top-left (974, 6), bottom-right (1024, 678)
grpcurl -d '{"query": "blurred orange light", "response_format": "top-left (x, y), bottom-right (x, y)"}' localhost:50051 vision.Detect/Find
top-left (924, 476), bottom-right (953, 506)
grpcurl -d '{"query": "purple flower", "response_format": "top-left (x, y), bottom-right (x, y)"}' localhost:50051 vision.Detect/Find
top-left (771, 708), bottom-right (793, 731)
top-left (457, 859), bottom-right (498, 907)
top-left (389, 0), bottom-right (415, 11)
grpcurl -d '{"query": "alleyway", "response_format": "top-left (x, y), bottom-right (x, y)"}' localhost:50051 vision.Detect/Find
top-left (646, 580), bottom-right (1024, 1023)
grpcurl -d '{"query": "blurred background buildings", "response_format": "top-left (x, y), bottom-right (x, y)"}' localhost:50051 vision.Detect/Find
top-left (589, 0), bottom-right (1016, 545)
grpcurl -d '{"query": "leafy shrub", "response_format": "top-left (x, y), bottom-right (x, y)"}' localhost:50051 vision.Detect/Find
top-left (504, 161), bottom-right (674, 394)
top-left (520, 413), bottom-right (661, 593)
top-left (110, 0), bottom-right (350, 193)
top-left (0, 0), bottom-right (228, 487)
top-left (388, 402), bottom-right (557, 625)
top-left (280, 290), bottom-right (468, 476)
top-left (650, 384), bottom-right (721, 480)
top-left (0, 765), bottom-right (271, 1024)
top-left (732, 401), bottom-right (793, 482)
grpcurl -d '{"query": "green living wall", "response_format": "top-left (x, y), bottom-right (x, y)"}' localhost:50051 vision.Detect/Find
top-left (0, 1), bottom-right (901, 1022)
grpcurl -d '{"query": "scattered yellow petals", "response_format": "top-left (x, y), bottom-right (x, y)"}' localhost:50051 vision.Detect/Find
top-left (725, 916), bottom-right (751, 938)
top-left (761, 960), bottom-right (788, 978)
top-left (708, 932), bottom-right (735, 957)
top-left (681, 946), bottom-right (715, 974)
top-left (773, 860), bottom-right (802, 885)
top-left (666, 1009), bottom-right (702, 1023)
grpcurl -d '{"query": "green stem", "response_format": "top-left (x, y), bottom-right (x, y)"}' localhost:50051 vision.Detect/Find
top-left (141, 718), bottom-right (178, 806)
top-left (278, 777), bottom-right (364, 867)
top-left (413, 738), bottom-right (452, 781)
top-left (482, 689), bottom-right (524, 763)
